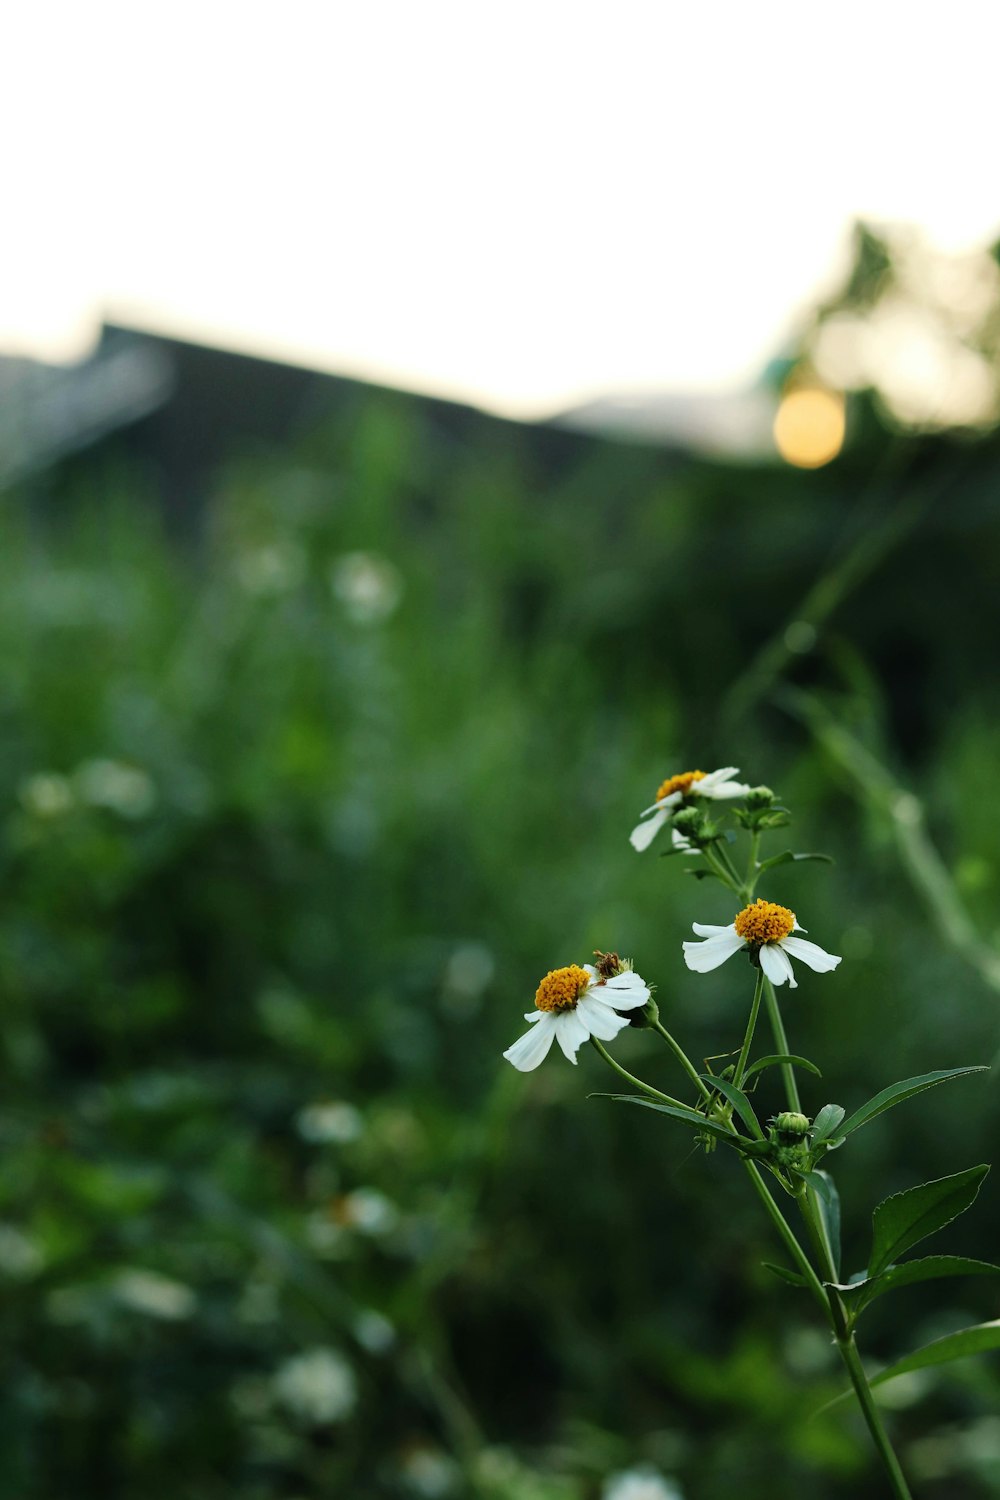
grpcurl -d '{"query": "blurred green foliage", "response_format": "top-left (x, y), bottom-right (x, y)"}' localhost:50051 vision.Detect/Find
top-left (2, 349), bottom-right (1000, 1500)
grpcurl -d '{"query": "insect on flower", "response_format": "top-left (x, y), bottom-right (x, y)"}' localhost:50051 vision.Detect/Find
top-left (503, 960), bottom-right (650, 1071)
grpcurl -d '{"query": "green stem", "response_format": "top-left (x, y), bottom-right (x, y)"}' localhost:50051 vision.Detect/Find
top-left (741, 1161), bottom-right (829, 1318)
top-left (732, 969), bottom-right (765, 1089)
top-left (797, 1170), bottom-right (913, 1494)
top-left (588, 1038), bottom-right (687, 1109)
top-left (836, 1336), bottom-right (915, 1500)
top-left (702, 844), bottom-right (740, 894)
top-left (650, 1019), bottom-right (711, 1102)
top-left (714, 840), bottom-right (744, 889)
top-left (745, 832), bottom-right (760, 900)
top-left (762, 976), bottom-right (801, 1112)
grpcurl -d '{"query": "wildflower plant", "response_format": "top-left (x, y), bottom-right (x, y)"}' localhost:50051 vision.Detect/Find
top-left (504, 767), bottom-right (998, 1498)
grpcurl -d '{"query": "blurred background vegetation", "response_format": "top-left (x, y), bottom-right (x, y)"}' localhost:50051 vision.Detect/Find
top-left (2, 227), bottom-right (1000, 1500)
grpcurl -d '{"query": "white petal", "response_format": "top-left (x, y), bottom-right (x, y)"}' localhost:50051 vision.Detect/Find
top-left (503, 1015), bottom-right (557, 1071)
top-left (671, 828), bottom-right (695, 853)
top-left (522, 1010), bottom-right (545, 1022)
top-left (582, 964), bottom-right (599, 980)
top-left (630, 808), bottom-right (670, 850)
top-left (576, 993), bottom-right (631, 1041)
top-left (697, 766), bottom-right (741, 788)
top-left (691, 921), bottom-right (735, 937)
top-left (781, 936), bottom-right (842, 973)
top-left (700, 780), bottom-right (751, 800)
top-left (682, 931), bottom-right (745, 973)
top-left (639, 791), bottom-right (682, 816)
top-left (759, 942), bottom-right (796, 988)
top-left (600, 971), bottom-right (650, 1009)
top-left (554, 1008), bottom-right (591, 1063)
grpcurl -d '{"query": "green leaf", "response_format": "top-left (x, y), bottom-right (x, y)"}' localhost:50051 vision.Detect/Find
top-left (756, 849), bottom-right (834, 874)
top-left (810, 1168), bottom-right (842, 1278)
top-left (822, 1321), bottom-right (1000, 1411)
top-left (832, 1255), bottom-right (1000, 1317)
top-left (869, 1320), bottom-right (1000, 1388)
top-left (762, 1261), bottom-right (808, 1288)
top-left (685, 867), bottom-right (723, 880)
top-left (867, 1165), bottom-right (989, 1277)
top-left (698, 1074), bottom-right (765, 1138)
top-left (837, 1067), bottom-right (989, 1139)
top-left (743, 1053), bottom-right (822, 1083)
top-left (811, 1103), bottom-right (846, 1141)
top-left (607, 1095), bottom-right (766, 1155)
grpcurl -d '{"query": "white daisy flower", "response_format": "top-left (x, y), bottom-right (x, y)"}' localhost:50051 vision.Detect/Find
top-left (682, 898), bottom-right (842, 989)
top-left (503, 960), bottom-right (651, 1071)
top-left (630, 766), bottom-right (751, 852)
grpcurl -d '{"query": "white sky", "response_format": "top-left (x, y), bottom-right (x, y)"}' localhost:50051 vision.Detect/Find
top-left (4, 2), bottom-right (1000, 417)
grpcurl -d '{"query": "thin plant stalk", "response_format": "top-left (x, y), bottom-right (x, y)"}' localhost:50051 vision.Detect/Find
top-left (733, 969), bottom-right (765, 1089)
top-left (632, 964), bottom-right (915, 1497)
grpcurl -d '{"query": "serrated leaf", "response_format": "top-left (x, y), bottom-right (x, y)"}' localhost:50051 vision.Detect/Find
top-left (838, 1067), bottom-right (989, 1139)
top-left (606, 1095), bottom-right (765, 1154)
top-left (811, 1103), bottom-right (846, 1141)
top-left (867, 1165), bottom-right (989, 1277)
top-left (743, 1053), bottom-right (822, 1083)
top-left (699, 1075), bottom-right (764, 1138)
top-left (756, 850), bottom-right (834, 874)
top-left (762, 1261), bottom-right (808, 1288)
top-left (832, 1255), bottom-right (1000, 1317)
top-left (820, 1320), bottom-right (1000, 1412)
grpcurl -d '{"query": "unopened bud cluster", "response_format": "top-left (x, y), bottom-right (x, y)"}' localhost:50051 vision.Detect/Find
top-left (769, 1111), bottom-right (812, 1168)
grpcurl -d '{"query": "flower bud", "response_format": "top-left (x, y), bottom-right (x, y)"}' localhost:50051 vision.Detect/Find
top-left (774, 1111), bottom-right (810, 1138)
top-left (745, 785), bottom-right (775, 810)
top-left (627, 995), bottom-right (660, 1029)
top-left (671, 806), bottom-right (706, 836)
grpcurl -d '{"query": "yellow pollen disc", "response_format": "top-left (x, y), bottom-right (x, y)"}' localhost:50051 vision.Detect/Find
top-left (655, 769), bottom-right (706, 803)
top-left (535, 965), bottom-right (590, 1012)
top-left (734, 899), bottom-right (796, 945)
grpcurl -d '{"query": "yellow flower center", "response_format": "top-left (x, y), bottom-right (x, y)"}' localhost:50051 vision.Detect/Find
top-left (655, 769), bottom-right (706, 803)
top-left (734, 899), bottom-right (796, 945)
top-left (534, 965), bottom-right (591, 1012)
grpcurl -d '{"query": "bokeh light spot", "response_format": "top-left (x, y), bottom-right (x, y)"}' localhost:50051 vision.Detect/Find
top-left (773, 388), bottom-right (845, 468)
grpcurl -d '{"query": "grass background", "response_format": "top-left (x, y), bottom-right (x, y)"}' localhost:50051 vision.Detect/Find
top-left (3, 253), bottom-right (1000, 1498)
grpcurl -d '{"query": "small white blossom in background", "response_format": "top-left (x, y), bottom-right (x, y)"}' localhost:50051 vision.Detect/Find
top-left (399, 1446), bottom-right (460, 1497)
top-left (354, 1307), bottom-right (396, 1354)
top-left (602, 1466), bottom-right (685, 1500)
top-left (19, 773), bottom-right (74, 818)
top-left (272, 1347), bottom-right (356, 1425)
top-left (295, 1100), bottom-right (364, 1145)
top-left (341, 1187), bottom-right (398, 1234)
top-left (236, 541), bottom-right (305, 596)
top-left (305, 1211), bottom-right (349, 1258)
top-left (442, 942), bottom-right (495, 1016)
top-left (330, 550), bottom-right (403, 624)
top-left (75, 760), bottom-right (157, 819)
top-left (112, 1268), bottom-right (196, 1320)
top-left (0, 1224), bottom-right (45, 1279)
